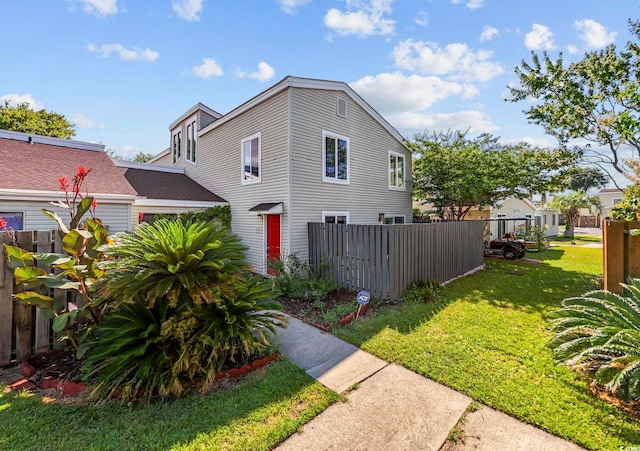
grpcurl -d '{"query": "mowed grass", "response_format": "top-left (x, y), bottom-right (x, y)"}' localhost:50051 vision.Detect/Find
top-left (334, 240), bottom-right (640, 450)
top-left (0, 359), bottom-right (339, 451)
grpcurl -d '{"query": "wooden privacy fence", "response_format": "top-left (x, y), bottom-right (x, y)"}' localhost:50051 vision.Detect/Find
top-left (308, 221), bottom-right (485, 301)
top-left (603, 220), bottom-right (640, 293)
top-left (0, 230), bottom-right (58, 365)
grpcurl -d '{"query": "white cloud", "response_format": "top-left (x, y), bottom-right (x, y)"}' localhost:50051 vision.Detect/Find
top-left (567, 44), bottom-right (579, 54)
top-left (525, 24), bottom-right (556, 50)
top-left (70, 114), bottom-right (103, 129)
top-left (502, 136), bottom-right (557, 148)
top-left (74, 0), bottom-right (118, 17)
top-left (480, 26), bottom-right (499, 42)
top-left (392, 39), bottom-right (503, 83)
top-left (324, 0), bottom-right (395, 37)
top-left (247, 62), bottom-right (275, 82)
top-left (0, 93), bottom-right (44, 110)
top-left (106, 145), bottom-right (144, 160)
top-left (414, 11), bottom-right (428, 26)
top-left (574, 19), bottom-right (617, 49)
top-left (190, 58), bottom-right (224, 79)
top-left (390, 110), bottom-right (497, 136)
top-left (465, 0), bottom-right (484, 9)
top-left (87, 43), bottom-right (159, 61)
top-left (351, 72), bottom-right (478, 114)
top-left (278, 0), bottom-right (311, 14)
top-left (172, 0), bottom-right (204, 22)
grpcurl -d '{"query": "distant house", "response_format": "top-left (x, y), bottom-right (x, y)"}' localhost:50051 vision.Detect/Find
top-left (0, 129), bottom-right (225, 232)
top-left (599, 188), bottom-right (624, 219)
top-left (155, 76), bottom-right (412, 274)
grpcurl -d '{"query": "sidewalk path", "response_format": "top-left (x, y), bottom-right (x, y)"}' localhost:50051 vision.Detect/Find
top-left (273, 315), bottom-right (584, 451)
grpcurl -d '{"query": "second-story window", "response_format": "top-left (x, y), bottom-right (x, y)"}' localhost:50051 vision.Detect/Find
top-left (322, 130), bottom-right (349, 184)
top-left (172, 131), bottom-right (182, 164)
top-left (186, 121), bottom-right (196, 163)
top-left (389, 151), bottom-right (405, 190)
top-left (241, 132), bottom-right (261, 184)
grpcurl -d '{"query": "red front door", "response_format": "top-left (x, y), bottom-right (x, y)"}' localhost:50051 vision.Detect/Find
top-left (266, 215), bottom-right (281, 275)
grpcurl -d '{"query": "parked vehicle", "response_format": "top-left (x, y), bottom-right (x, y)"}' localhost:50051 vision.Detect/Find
top-left (482, 218), bottom-right (530, 260)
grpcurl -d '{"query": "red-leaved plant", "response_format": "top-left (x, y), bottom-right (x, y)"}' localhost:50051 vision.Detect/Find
top-left (3, 166), bottom-right (111, 350)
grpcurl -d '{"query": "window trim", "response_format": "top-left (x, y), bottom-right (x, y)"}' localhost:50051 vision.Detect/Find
top-left (0, 211), bottom-right (24, 230)
top-left (322, 211), bottom-right (350, 224)
top-left (241, 132), bottom-right (262, 185)
top-left (186, 119), bottom-right (197, 164)
top-left (322, 130), bottom-right (350, 185)
top-left (388, 150), bottom-right (406, 191)
top-left (383, 215), bottom-right (405, 225)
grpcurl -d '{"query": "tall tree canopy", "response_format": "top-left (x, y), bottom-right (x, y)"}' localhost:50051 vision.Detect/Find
top-left (508, 20), bottom-right (640, 186)
top-left (410, 130), bottom-right (576, 220)
top-left (562, 166), bottom-right (609, 192)
top-left (0, 101), bottom-right (75, 139)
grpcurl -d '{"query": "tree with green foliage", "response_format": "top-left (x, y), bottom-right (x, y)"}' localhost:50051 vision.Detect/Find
top-left (563, 166), bottom-right (608, 192)
top-left (410, 130), bottom-right (576, 220)
top-left (0, 101), bottom-right (75, 138)
top-left (549, 278), bottom-right (640, 401)
top-left (509, 20), bottom-right (640, 185)
top-left (610, 184), bottom-right (640, 220)
top-left (550, 191), bottom-right (602, 238)
top-left (82, 219), bottom-right (285, 402)
top-left (132, 151), bottom-right (154, 162)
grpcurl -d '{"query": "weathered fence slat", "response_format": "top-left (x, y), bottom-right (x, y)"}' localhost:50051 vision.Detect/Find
top-left (0, 234), bottom-right (14, 365)
top-left (603, 220), bottom-right (640, 293)
top-left (308, 221), bottom-right (484, 301)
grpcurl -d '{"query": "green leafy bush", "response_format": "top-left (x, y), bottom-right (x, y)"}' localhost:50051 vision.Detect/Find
top-left (610, 185), bottom-right (640, 220)
top-left (82, 219), bottom-right (286, 402)
top-left (549, 279), bottom-right (640, 401)
top-left (401, 279), bottom-right (442, 304)
top-left (270, 253), bottom-right (338, 300)
top-left (151, 206), bottom-right (231, 229)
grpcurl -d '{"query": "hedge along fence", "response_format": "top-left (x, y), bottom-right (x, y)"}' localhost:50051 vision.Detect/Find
top-left (603, 220), bottom-right (640, 293)
top-left (0, 230), bottom-right (59, 365)
top-left (308, 221), bottom-right (485, 301)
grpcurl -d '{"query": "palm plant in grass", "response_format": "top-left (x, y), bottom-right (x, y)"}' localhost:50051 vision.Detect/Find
top-left (549, 279), bottom-right (640, 401)
top-left (81, 219), bottom-right (286, 402)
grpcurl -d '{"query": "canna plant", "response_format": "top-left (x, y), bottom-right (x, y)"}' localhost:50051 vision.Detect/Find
top-left (82, 219), bottom-right (286, 402)
top-left (3, 166), bottom-right (109, 349)
top-left (548, 278), bottom-right (640, 401)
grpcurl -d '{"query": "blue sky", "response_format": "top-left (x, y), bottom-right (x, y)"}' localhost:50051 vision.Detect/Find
top-left (1, 0), bottom-right (637, 159)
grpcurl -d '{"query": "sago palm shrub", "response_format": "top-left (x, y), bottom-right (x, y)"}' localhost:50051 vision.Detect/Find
top-left (81, 219), bottom-right (286, 402)
top-left (549, 279), bottom-right (640, 401)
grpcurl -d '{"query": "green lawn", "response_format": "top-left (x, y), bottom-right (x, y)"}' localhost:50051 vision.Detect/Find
top-left (333, 241), bottom-right (640, 450)
top-left (0, 359), bottom-right (339, 451)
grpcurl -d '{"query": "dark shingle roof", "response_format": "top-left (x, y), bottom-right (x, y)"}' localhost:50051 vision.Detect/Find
top-left (123, 168), bottom-right (227, 202)
top-left (0, 136), bottom-right (137, 196)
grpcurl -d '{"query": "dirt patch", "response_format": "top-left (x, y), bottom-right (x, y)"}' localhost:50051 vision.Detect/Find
top-left (278, 287), bottom-right (367, 329)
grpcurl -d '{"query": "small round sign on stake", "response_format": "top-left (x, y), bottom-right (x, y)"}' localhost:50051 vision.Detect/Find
top-left (357, 290), bottom-right (370, 305)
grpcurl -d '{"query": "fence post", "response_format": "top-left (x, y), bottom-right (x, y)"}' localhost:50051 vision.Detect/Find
top-left (603, 220), bottom-right (626, 293)
top-left (0, 234), bottom-right (13, 365)
top-left (35, 231), bottom-right (52, 353)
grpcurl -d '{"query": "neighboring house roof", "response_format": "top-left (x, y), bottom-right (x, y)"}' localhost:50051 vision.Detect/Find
top-left (0, 129), bottom-right (137, 199)
top-left (599, 188), bottom-right (623, 194)
top-left (115, 160), bottom-right (227, 204)
top-left (197, 76), bottom-right (408, 149)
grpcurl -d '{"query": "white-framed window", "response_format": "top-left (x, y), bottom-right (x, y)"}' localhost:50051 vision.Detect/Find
top-left (389, 150), bottom-right (405, 190)
top-left (322, 211), bottom-right (350, 224)
top-left (322, 130), bottom-right (349, 184)
top-left (384, 215), bottom-right (405, 224)
top-left (172, 131), bottom-right (182, 164)
top-left (241, 132), bottom-right (261, 184)
top-left (337, 97), bottom-right (347, 118)
top-left (186, 120), bottom-right (196, 163)
top-left (613, 198), bottom-right (623, 205)
top-left (0, 212), bottom-right (23, 230)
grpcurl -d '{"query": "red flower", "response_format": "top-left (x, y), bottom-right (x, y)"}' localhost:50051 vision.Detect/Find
top-left (92, 198), bottom-right (98, 210)
top-left (77, 166), bottom-right (89, 178)
top-left (0, 217), bottom-right (6, 230)
top-left (58, 177), bottom-right (70, 192)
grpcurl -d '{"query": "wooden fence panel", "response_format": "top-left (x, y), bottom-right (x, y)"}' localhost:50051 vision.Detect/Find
top-left (603, 220), bottom-right (640, 293)
top-left (0, 234), bottom-right (13, 365)
top-left (308, 221), bottom-right (484, 301)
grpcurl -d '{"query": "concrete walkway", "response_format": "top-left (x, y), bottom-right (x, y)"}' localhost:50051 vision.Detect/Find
top-left (273, 315), bottom-right (584, 451)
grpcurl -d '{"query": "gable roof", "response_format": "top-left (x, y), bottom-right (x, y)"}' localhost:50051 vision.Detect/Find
top-left (115, 161), bottom-right (227, 203)
top-left (198, 76), bottom-right (407, 148)
top-left (168, 102), bottom-right (223, 131)
top-left (0, 130), bottom-right (137, 197)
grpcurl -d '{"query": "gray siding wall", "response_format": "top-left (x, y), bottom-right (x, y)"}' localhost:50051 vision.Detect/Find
top-left (0, 200), bottom-right (132, 233)
top-left (185, 90), bottom-right (291, 272)
top-left (289, 88), bottom-right (412, 261)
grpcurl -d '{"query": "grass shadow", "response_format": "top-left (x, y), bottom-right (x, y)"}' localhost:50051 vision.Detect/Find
top-left (0, 358), bottom-right (338, 451)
